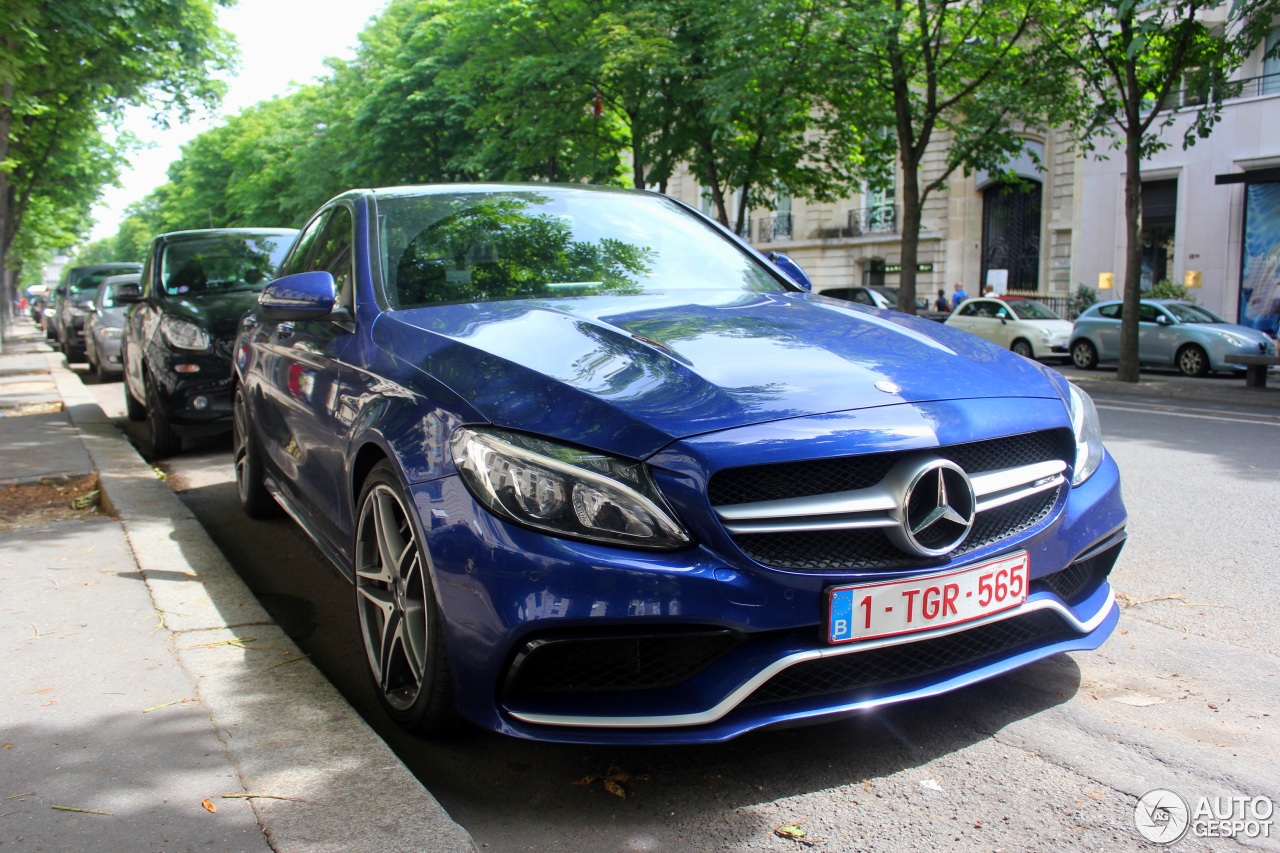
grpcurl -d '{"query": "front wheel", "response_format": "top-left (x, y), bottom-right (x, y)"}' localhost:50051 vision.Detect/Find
top-left (1071, 339), bottom-right (1098, 370)
top-left (1177, 344), bottom-right (1209, 377)
top-left (354, 461), bottom-right (457, 735)
top-left (1010, 338), bottom-right (1034, 359)
top-left (146, 378), bottom-right (181, 458)
top-left (232, 387), bottom-right (280, 519)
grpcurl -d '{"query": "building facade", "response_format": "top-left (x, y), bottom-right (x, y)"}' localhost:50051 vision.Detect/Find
top-left (665, 23), bottom-right (1279, 333)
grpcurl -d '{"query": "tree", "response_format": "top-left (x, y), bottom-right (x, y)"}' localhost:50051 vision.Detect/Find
top-left (0, 0), bottom-right (232, 331)
top-left (1055, 0), bottom-right (1280, 382)
top-left (823, 0), bottom-right (1074, 314)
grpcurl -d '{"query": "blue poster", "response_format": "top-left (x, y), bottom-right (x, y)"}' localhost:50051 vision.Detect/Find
top-left (1240, 181), bottom-right (1280, 338)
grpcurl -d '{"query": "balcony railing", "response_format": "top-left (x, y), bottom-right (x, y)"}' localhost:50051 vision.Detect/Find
top-left (816, 205), bottom-right (899, 239)
top-left (1152, 72), bottom-right (1280, 112)
top-left (756, 212), bottom-right (794, 243)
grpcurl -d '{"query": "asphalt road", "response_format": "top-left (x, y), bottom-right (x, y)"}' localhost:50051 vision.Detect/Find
top-left (80, 368), bottom-right (1280, 852)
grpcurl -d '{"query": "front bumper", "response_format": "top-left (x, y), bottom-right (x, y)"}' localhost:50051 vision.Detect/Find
top-left (147, 342), bottom-right (236, 435)
top-left (414, 405), bottom-right (1127, 744)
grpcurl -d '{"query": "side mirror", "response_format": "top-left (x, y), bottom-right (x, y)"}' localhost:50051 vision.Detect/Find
top-left (1155, 314), bottom-right (1171, 325)
top-left (766, 252), bottom-right (813, 292)
top-left (114, 283), bottom-right (143, 304)
top-left (259, 271), bottom-right (337, 321)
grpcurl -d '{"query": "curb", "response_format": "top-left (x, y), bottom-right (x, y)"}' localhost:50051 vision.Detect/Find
top-left (44, 354), bottom-right (477, 852)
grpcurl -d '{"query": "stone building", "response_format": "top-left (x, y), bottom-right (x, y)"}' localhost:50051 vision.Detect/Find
top-left (664, 21), bottom-right (1279, 334)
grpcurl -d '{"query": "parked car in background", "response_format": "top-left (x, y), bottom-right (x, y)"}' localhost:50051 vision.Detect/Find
top-left (233, 183), bottom-right (1126, 745)
top-left (818, 285), bottom-right (947, 320)
top-left (1070, 298), bottom-right (1277, 376)
top-left (49, 263), bottom-right (144, 360)
top-left (120, 228), bottom-right (297, 457)
top-left (84, 273), bottom-right (140, 382)
top-left (945, 296), bottom-right (1073, 360)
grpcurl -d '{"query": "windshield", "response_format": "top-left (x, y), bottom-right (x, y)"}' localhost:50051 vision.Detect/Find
top-left (375, 188), bottom-right (785, 309)
top-left (1164, 302), bottom-right (1225, 324)
top-left (873, 287), bottom-right (930, 310)
top-left (160, 234), bottom-right (293, 297)
top-left (1008, 299), bottom-right (1061, 320)
top-left (67, 268), bottom-right (133, 296)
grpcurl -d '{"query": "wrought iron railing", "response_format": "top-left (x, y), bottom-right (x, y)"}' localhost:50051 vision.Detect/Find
top-left (756, 213), bottom-right (794, 243)
top-left (814, 205), bottom-right (899, 239)
top-left (1152, 72), bottom-right (1280, 112)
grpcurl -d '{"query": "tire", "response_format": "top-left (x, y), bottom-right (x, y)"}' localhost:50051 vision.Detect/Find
top-left (94, 356), bottom-right (114, 383)
top-left (146, 377), bottom-right (181, 458)
top-left (354, 461), bottom-right (457, 735)
top-left (232, 387), bottom-right (280, 519)
top-left (124, 378), bottom-right (146, 420)
top-left (1177, 344), bottom-right (1209, 377)
top-left (1071, 339), bottom-right (1098, 370)
top-left (1010, 338), bottom-right (1034, 359)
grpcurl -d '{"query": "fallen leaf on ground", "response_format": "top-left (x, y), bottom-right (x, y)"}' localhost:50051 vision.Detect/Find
top-left (202, 798), bottom-right (217, 813)
top-left (774, 822), bottom-right (823, 846)
top-left (571, 775), bottom-right (599, 787)
top-left (143, 697), bottom-right (199, 713)
top-left (919, 779), bottom-right (943, 792)
top-left (51, 805), bottom-right (110, 815)
top-left (603, 779), bottom-right (626, 798)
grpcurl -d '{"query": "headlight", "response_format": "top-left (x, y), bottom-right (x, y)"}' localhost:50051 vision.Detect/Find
top-left (1218, 331), bottom-right (1246, 346)
top-left (1067, 383), bottom-right (1104, 486)
top-left (103, 327), bottom-right (123, 339)
top-left (159, 315), bottom-right (211, 351)
top-left (1038, 328), bottom-right (1053, 342)
top-left (451, 428), bottom-right (691, 550)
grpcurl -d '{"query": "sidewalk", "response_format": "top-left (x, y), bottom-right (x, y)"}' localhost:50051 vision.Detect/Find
top-left (1055, 362), bottom-right (1280, 409)
top-left (0, 318), bottom-right (476, 853)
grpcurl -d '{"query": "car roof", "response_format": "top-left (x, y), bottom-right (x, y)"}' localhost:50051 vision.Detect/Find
top-left (368, 183), bottom-right (644, 201)
top-left (153, 227), bottom-right (299, 242)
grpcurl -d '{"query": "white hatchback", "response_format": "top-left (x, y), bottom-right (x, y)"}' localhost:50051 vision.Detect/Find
top-left (944, 297), bottom-right (1072, 360)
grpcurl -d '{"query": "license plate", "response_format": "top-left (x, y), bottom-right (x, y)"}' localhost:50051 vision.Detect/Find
top-left (827, 552), bottom-right (1030, 645)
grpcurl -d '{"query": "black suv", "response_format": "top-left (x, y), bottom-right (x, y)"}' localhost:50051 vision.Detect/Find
top-left (120, 228), bottom-right (297, 457)
top-left (49, 263), bottom-right (143, 359)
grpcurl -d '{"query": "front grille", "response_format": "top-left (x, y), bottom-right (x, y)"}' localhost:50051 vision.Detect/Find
top-left (710, 432), bottom-right (1066, 507)
top-left (745, 610), bottom-right (1067, 706)
top-left (711, 430), bottom-right (1071, 572)
top-left (504, 629), bottom-right (742, 697)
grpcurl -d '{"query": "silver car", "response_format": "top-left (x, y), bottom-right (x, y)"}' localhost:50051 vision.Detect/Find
top-left (1070, 298), bottom-right (1277, 376)
top-left (84, 273), bottom-right (139, 381)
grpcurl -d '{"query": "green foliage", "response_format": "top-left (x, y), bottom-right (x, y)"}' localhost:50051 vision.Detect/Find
top-left (1149, 279), bottom-right (1192, 301)
top-left (0, 0), bottom-right (233, 314)
top-left (1069, 284), bottom-right (1098, 318)
top-left (818, 0), bottom-right (1074, 311)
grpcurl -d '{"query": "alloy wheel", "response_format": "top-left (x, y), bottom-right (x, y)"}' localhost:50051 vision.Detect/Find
top-left (355, 483), bottom-right (430, 711)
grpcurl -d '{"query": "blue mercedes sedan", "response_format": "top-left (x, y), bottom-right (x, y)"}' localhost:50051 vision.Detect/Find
top-left (232, 184), bottom-right (1126, 744)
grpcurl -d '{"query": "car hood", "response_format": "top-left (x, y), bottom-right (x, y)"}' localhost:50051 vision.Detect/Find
top-left (161, 291), bottom-right (264, 340)
top-left (1197, 323), bottom-right (1273, 344)
top-left (377, 290), bottom-right (1068, 458)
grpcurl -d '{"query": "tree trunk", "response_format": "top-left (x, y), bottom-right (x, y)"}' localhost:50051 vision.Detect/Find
top-left (1116, 110), bottom-right (1146, 382)
top-left (0, 78), bottom-right (13, 342)
top-left (897, 153), bottom-right (922, 315)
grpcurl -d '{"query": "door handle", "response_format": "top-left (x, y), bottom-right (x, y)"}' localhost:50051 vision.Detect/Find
top-left (278, 322), bottom-right (295, 340)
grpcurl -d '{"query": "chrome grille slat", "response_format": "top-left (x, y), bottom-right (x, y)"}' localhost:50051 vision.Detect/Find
top-left (708, 430), bottom-right (1072, 571)
top-left (716, 459), bottom-right (1065, 536)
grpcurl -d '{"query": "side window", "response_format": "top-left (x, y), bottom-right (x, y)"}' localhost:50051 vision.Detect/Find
top-left (279, 212), bottom-right (330, 279)
top-left (852, 290), bottom-right (875, 305)
top-left (1096, 304), bottom-right (1122, 320)
top-left (958, 302), bottom-right (982, 317)
top-left (1137, 303), bottom-right (1160, 323)
top-left (310, 206), bottom-right (354, 309)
